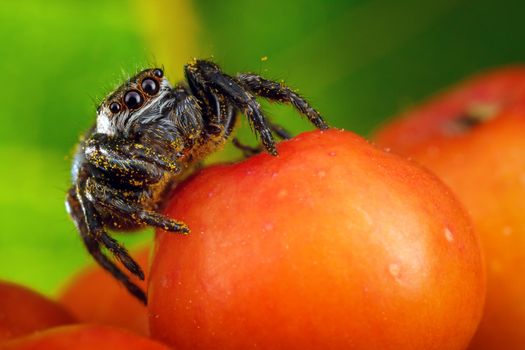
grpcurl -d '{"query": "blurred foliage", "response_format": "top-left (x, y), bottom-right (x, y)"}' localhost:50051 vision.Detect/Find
top-left (0, 0), bottom-right (198, 294)
top-left (0, 0), bottom-right (524, 295)
top-left (189, 0), bottom-right (525, 135)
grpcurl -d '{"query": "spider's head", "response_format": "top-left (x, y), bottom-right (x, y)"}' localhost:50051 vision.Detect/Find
top-left (96, 68), bottom-right (172, 136)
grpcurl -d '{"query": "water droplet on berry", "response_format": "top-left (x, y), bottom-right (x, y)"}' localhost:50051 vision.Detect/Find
top-left (444, 227), bottom-right (454, 242)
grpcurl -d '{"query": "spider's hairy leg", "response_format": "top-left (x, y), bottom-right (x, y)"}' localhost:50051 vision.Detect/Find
top-left (236, 73), bottom-right (329, 130)
top-left (185, 60), bottom-right (278, 156)
top-left (66, 187), bottom-right (147, 304)
top-left (86, 178), bottom-right (189, 234)
top-left (222, 102), bottom-right (239, 139)
top-left (86, 135), bottom-right (181, 177)
top-left (121, 143), bottom-right (181, 173)
top-left (74, 179), bottom-right (146, 281)
top-left (232, 122), bottom-right (290, 158)
top-left (232, 138), bottom-right (263, 158)
top-left (269, 122), bottom-right (292, 140)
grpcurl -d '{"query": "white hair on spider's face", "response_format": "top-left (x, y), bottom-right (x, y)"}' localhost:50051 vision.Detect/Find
top-left (96, 108), bottom-right (114, 135)
top-left (95, 68), bottom-right (173, 137)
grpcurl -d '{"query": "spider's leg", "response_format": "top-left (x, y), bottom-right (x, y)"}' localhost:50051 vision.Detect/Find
top-left (223, 103), bottom-right (239, 139)
top-left (236, 73), bottom-right (329, 130)
top-left (66, 187), bottom-right (147, 304)
top-left (85, 135), bottom-right (188, 232)
top-left (76, 179), bottom-right (145, 281)
top-left (122, 143), bottom-right (181, 173)
top-left (185, 60), bottom-right (278, 155)
top-left (268, 122), bottom-right (292, 140)
top-left (177, 77), bottom-right (227, 136)
top-left (232, 138), bottom-right (263, 157)
top-left (86, 178), bottom-right (189, 234)
top-left (138, 211), bottom-right (189, 233)
top-left (86, 135), bottom-right (181, 177)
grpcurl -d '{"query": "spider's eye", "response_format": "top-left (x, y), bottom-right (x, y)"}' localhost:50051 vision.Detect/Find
top-left (109, 102), bottom-right (121, 114)
top-left (124, 90), bottom-right (144, 110)
top-left (141, 78), bottom-right (159, 95)
top-left (153, 68), bottom-right (163, 78)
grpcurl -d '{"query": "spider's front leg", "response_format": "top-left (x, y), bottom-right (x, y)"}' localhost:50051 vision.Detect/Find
top-left (66, 184), bottom-right (147, 304)
top-left (84, 134), bottom-right (190, 233)
top-left (185, 60), bottom-right (278, 155)
top-left (86, 134), bottom-right (181, 175)
top-left (71, 135), bottom-right (189, 298)
top-left (70, 165), bottom-right (147, 280)
top-left (85, 177), bottom-right (189, 233)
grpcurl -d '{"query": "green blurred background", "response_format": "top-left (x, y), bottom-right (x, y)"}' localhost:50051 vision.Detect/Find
top-left (1, 0), bottom-right (524, 296)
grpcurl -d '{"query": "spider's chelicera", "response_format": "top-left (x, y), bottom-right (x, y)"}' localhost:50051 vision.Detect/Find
top-left (66, 60), bottom-right (328, 304)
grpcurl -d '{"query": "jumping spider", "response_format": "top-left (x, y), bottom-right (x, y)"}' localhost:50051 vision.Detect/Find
top-left (66, 60), bottom-right (328, 304)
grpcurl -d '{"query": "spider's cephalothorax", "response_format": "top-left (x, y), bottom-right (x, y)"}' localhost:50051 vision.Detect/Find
top-left (66, 60), bottom-right (328, 303)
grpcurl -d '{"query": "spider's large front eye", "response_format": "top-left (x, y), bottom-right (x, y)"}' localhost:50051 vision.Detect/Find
top-left (141, 78), bottom-right (159, 95)
top-left (124, 90), bottom-right (144, 110)
top-left (109, 102), bottom-right (121, 114)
